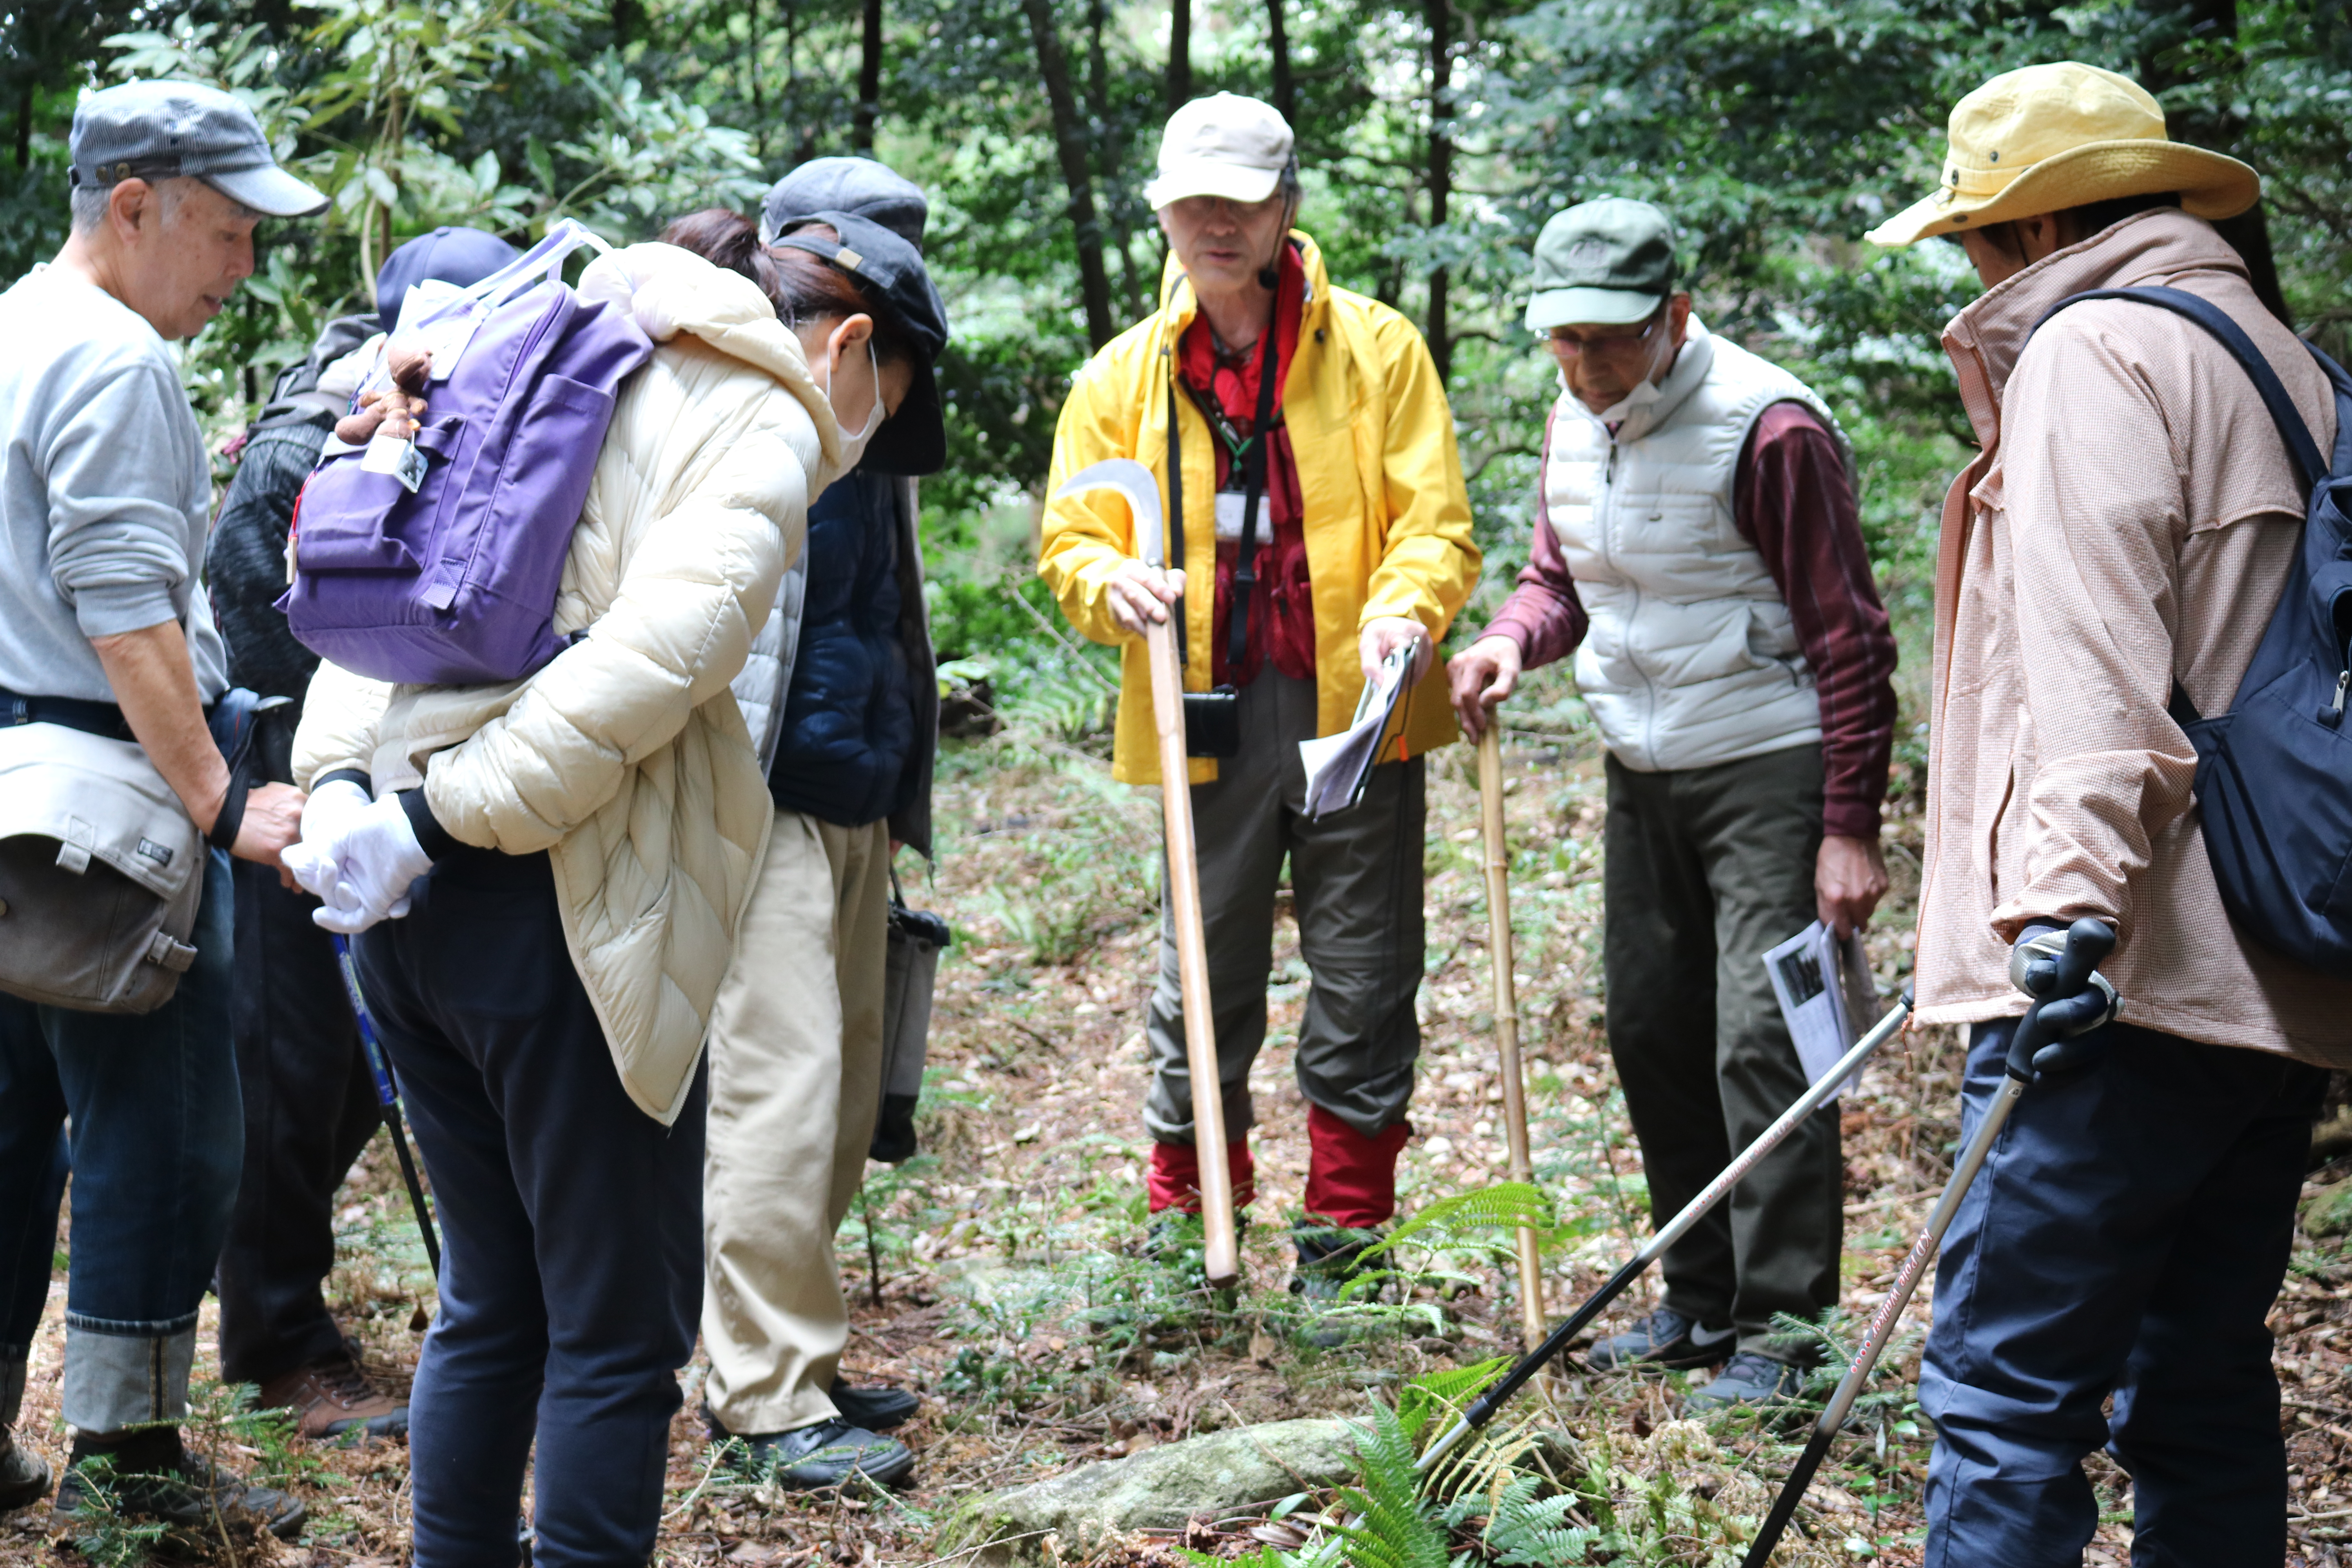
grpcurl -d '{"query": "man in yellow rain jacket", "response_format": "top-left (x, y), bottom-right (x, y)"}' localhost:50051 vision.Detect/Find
top-left (1038, 92), bottom-right (1478, 1303)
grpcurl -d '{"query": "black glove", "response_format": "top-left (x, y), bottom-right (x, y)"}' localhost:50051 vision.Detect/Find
top-left (2008, 923), bottom-right (2122, 1075)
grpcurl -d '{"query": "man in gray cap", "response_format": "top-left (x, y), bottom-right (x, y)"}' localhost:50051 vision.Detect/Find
top-left (1447, 198), bottom-right (1897, 1410)
top-left (0, 80), bottom-right (325, 1536)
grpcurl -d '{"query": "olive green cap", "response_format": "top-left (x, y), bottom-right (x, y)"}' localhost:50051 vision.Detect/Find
top-left (1525, 198), bottom-right (1677, 330)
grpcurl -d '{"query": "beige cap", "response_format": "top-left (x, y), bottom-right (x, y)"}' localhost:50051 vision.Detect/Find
top-left (1867, 61), bottom-right (2257, 248)
top-left (1142, 93), bottom-right (1294, 210)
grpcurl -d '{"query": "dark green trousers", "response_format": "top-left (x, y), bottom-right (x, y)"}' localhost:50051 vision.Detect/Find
top-left (1602, 744), bottom-right (1841, 1358)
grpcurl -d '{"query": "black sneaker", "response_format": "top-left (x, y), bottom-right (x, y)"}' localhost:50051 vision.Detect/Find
top-left (1681, 1350), bottom-right (1807, 1414)
top-left (1289, 1227), bottom-right (1387, 1348)
top-left (54, 1429), bottom-right (305, 1543)
top-left (0, 1430), bottom-right (49, 1510)
top-left (721, 1417), bottom-right (915, 1490)
top-left (829, 1378), bottom-right (919, 1432)
top-left (1585, 1307), bottom-right (1736, 1372)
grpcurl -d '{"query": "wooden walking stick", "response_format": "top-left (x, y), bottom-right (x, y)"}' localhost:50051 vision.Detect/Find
top-left (1477, 721), bottom-right (1547, 1349)
top-left (1054, 459), bottom-right (1240, 1288)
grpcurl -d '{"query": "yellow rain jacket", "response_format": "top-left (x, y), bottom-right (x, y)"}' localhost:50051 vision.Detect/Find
top-left (1038, 233), bottom-right (1480, 785)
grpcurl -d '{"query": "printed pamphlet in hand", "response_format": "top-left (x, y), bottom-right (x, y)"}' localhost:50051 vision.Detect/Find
top-left (1298, 644), bottom-right (1415, 819)
top-left (1762, 921), bottom-right (1881, 1100)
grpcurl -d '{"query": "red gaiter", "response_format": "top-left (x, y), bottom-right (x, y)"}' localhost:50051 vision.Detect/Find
top-left (1147, 1138), bottom-right (1257, 1215)
top-left (1303, 1105), bottom-right (1412, 1230)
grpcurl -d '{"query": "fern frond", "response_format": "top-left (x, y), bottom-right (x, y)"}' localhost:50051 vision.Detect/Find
top-left (1338, 1403), bottom-right (1452, 1568)
top-left (1483, 1473), bottom-right (1601, 1566)
top-left (1358, 1182), bottom-right (1555, 1265)
top-left (1395, 1356), bottom-right (1512, 1441)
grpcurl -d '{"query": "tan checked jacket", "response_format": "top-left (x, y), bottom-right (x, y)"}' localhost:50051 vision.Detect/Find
top-left (1913, 207), bottom-right (2352, 1068)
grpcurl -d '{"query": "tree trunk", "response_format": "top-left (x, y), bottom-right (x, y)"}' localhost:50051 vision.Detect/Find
top-left (15, 83), bottom-right (30, 172)
top-left (750, 0), bottom-right (765, 159)
top-left (1087, 0), bottom-right (1144, 318)
top-left (1424, 0), bottom-right (1452, 384)
top-left (1021, 0), bottom-right (1117, 348)
top-left (854, 0), bottom-right (883, 152)
top-left (1168, 0), bottom-right (1192, 114)
top-left (1267, 0), bottom-right (1294, 125)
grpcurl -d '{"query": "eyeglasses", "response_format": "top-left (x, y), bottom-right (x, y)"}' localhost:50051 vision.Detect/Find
top-left (1547, 313), bottom-right (1664, 356)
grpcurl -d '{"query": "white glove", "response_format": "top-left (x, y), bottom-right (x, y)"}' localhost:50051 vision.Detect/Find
top-left (284, 780), bottom-right (369, 907)
top-left (292, 785), bottom-right (436, 935)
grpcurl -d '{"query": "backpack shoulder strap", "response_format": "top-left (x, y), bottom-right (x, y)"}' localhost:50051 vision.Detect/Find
top-left (2029, 285), bottom-right (2328, 490)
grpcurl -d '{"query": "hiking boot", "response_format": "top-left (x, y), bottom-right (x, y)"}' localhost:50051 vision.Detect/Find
top-left (1681, 1350), bottom-right (1807, 1414)
top-left (829, 1378), bottom-right (919, 1432)
top-left (258, 1349), bottom-right (408, 1441)
top-left (721, 1417), bottom-right (915, 1490)
top-left (1585, 1307), bottom-right (1735, 1373)
top-left (54, 1428), bottom-right (306, 1543)
top-left (1289, 1227), bottom-right (1387, 1348)
top-left (0, 1430), bottom-right (49, 1510)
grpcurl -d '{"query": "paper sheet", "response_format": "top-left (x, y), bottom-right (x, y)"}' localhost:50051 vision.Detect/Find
top-left (1762, 921), bottom-right (1881, 1099)
top-left (1297, 645), bottom-right (1414, 819)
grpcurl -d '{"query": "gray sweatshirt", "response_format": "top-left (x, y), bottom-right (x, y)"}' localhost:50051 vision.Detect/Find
top-left (0, 265), bottom-right (229, 704)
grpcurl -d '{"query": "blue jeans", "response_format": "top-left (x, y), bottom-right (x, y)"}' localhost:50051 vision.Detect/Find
top-left (0, 848), bottom-right (241, 1431)
top-left (1921, 1016), bottom-right (2325, 1567)
top-left (354, 849), bottom-right (703, 1568)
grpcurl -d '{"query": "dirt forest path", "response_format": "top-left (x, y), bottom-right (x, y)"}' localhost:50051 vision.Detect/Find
top-left (5, 726), bottom-right (2349, 1567)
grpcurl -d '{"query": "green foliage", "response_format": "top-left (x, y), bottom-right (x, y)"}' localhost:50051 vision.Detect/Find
top-left (1338, 1402), bottom-right (1453, 1568)
top-left (1358, 1180), bottom-right (1555, 1266)
top-left (63, 1454), bottom-right (169, 1568)
top-left (1394, 1356), bottom-right (1512, 1442)
top-left (1471, 1474), bottom-right (1604, 1567)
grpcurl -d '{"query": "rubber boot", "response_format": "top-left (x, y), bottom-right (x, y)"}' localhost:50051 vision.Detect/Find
top-left (0, 1348), bottom-right (49, 1510)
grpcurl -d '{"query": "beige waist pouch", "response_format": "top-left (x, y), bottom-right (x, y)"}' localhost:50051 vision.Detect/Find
top-left (0, 723), bottom-right (204, 1014)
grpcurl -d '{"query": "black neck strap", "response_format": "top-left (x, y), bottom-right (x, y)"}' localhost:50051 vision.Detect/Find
top-left (1225, 321), bottom-right (1279, 674)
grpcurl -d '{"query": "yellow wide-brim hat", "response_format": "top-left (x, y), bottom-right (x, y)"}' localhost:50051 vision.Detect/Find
top-left (1866, 61), bottom-right (2259, 249)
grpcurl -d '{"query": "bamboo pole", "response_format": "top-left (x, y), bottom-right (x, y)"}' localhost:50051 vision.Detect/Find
top-left (1477, 722), bottom-right (1547, 1350)
top-left (1147, 613), bottom-right (1240, 1289)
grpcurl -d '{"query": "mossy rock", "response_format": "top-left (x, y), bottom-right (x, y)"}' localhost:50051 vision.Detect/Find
top-left (2303, 1178), bottom-right (2352, 1239)
top-left (935, 1417), bottom-right (1362, 1564)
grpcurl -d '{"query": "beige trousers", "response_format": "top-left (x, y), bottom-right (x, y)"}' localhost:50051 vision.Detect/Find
top-left (702, 810), bottom-right (889, 1435)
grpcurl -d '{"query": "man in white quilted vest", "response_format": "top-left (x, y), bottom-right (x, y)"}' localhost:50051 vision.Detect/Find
top-left (1448, 198), bottom-right (1898, 1411)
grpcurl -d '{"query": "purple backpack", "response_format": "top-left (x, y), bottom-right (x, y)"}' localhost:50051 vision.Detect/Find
top-left (282, 223), bottom-right (655, 686)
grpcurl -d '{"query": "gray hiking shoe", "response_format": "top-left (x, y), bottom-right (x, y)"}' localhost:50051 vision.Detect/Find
top-left (1289, 1227), bottom-right (1387, 1348)
top-left (54, 1432), bottom-right (306, 1543)
top-left (0, 1429), bottom-right (49, 1510)
top-left (1681, 1350), bottom-right (1807, 1414)
top-left (1586, 1307), bottom-right (1735, 1372)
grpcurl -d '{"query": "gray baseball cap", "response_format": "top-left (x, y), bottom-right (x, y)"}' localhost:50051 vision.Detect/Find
top-left (71, 80), bottom-right (328, 220)
top-left (1525, 198), bottom-right (1677, 330)
top-left (762, 157), bottom-right (928, 250)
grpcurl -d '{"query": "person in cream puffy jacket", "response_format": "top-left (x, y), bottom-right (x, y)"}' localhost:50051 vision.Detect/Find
top-left (286, 238), bottom-right (849, 1566)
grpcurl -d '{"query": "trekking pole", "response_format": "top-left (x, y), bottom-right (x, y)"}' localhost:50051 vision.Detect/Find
top-left (1417, 985), bottom-right (1915, 1478)
top-left (1737, 918), bottom-right (2119, 1567)
top-left (330, 933), bottom-right (442, 1276)
top-left (1053, 460), bottom-right (1239, 1288)
top-left (1476, 721), bottom-right (1547, 1351)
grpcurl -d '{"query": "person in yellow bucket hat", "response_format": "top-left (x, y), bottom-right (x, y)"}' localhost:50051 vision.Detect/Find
top-left (1875, 60), bottom-right (2348, 1567)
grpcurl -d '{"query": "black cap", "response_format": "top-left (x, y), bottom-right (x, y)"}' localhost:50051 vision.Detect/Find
top-left (762, 157), bottom-right (928, 249)
top-left (772, 209), bottom-right (949, 476)
top-left (374, 226), bottom-right (523, 336)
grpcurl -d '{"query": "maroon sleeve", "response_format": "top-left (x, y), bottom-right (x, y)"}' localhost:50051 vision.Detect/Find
top-left (1733, 401), bottom-right (1897, 839)
top-left (1476, 408), bottom-right (1590, 668)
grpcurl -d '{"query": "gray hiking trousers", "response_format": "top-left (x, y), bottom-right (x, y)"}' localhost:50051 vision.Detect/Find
top-left (1142, 671), bottom-right (1426, 1145)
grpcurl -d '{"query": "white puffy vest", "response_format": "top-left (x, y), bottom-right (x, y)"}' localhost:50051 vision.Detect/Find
top-left (1547, 319), bottom-right (1845, 773)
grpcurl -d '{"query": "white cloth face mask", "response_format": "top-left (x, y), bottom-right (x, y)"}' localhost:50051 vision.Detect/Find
top-left (820, 337), bottom-right (887, 478)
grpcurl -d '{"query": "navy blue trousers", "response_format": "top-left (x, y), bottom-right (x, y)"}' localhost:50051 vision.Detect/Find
top-left (0, 849), bottom-right (238, 1352)
top-left (1921, 1016), bottom-right (2325, 1567)
top-left (354, 849), bottom-right (703, 1568)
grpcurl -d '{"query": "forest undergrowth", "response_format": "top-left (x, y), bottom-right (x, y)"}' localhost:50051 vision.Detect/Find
top-left (6, 689), bottom-right (2351, 1568)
